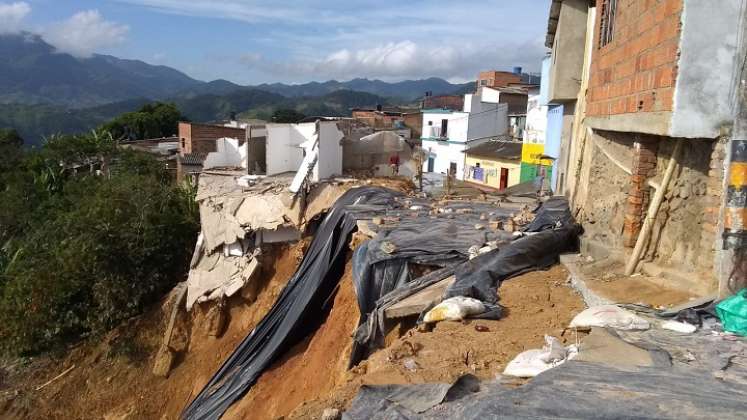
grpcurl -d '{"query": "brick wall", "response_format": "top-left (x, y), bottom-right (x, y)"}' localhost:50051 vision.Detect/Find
top-left (422, 95), bottom-right (464, 111)
top-left (587, 0), bottom-right (682, 117)
top-left (623, 138), bottom-right (659, 246)
top-left (477, 71), bottom-right (522, 90)
top-left (178, 122), bottom-right (246, 155)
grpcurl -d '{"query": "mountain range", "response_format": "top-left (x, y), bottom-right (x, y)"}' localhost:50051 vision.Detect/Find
top-left (0, 32), bottom-right (480, 145)
top-left (0, 33), bottom-right (472, 108)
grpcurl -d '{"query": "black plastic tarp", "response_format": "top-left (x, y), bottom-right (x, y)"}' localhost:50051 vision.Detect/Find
top-left (343, 360), bottom-right (747, 419)
top-left (351, 197), bottom-right (580, 365)
top-left (182, 187), bottom-right (402, 420)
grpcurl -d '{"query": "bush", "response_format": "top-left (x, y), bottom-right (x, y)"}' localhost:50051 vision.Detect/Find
top-left (0, 133), bottom-right (198, 355)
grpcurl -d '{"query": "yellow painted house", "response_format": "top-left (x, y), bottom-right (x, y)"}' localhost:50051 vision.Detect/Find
top-left (463, 141), bottom-right (523, 190)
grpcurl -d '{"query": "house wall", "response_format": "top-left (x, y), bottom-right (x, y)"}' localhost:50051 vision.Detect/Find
top-left (178, 122), bottom-right (246, 156)
top-left (421, 111), bottom-right (469, 142)
top-left (465, 155), bottom-right (521, 189)
top-left (548, 0), bottom-right (589, 102)
top-left (585, 0), bottom-right (682, 134)
top-left (466, 102), bottom-right (509, 142)
top-left (402, 112), bottom-right (423, 139)
top-left (265, 124), bottom-right (304, 175)
top-left (421, 139), bottom-right (467, 179)
top-left (477, 71), bottom-right (522, 89)
top-left (670, 0), bottom-right (742, 138)
top-left (314, 121), bottom-right (343, 180)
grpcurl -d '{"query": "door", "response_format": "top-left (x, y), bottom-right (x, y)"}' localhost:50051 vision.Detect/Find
top-left (427, 157), bottom-right (434, 173)
top-left (500, 168), bottom-right (509, 189)
top-left (449, 162), bottom-right (457, 176)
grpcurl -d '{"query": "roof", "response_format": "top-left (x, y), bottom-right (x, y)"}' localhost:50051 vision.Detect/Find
top-left (463, 141), bottom-right (523, 161)
top-left (546, 0), bottom-right (562, 48)
top-left (180, 153), bottom-right (207, 166)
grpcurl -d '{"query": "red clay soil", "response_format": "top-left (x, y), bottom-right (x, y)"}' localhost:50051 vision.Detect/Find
top-left (0, 249), bottom-right (585, 420)
top-left (0, 243), bottom-right (303, 420)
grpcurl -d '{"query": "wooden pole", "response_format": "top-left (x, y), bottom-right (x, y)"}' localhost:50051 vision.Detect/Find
top-left (624, 139), bottom-right (683, 276)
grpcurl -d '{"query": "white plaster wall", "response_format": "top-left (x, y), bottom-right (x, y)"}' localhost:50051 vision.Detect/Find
top-left (203, 137), bottom-right (246, 169)
top-left (266, 124), bottom-right (304, 175)
top-left (524, 88), bottom-right (548, 145)
top-left (315, 121), bottom-right (343, 180)
top-left (467, 102), bottom-right (508, 142)
top-left (671, 0), bottom-right (742, 138)
top-left (479, 87), bottom-right (501, 104)
top-left (421, 111), bottom-right (469, 142)
top-left (421, 139), bottom-right (468, 180)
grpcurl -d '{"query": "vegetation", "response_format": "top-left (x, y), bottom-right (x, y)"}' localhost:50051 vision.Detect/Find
top-left (100, 102), bottom-right (185, 140)
top-left (271, 108), bottom-right (306, 123)
top-left (0, 128), bottom-right (199, 355)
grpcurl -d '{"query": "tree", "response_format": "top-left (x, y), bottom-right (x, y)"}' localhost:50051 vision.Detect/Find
top-left (100, 102), bottom-right (185, 141)
top-left (271, 108), bottom-right (306, 123)
top-left (0, 128), bottom-right (23, 148)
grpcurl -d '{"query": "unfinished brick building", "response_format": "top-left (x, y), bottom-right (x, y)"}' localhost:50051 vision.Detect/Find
top-left (178, 122), bottom-right (246, 156)
top-left (545, 0), bottom-right (744, 294)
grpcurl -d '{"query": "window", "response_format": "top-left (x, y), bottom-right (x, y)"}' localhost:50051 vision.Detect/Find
top-left (440, 119), bottom-right (449, 137)
top-left (599, 0), bottom-right (617, 48)
top-left (480, 79), bottom-right (487, 86)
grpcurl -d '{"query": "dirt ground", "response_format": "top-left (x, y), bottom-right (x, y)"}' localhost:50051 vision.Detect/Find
top-left (579, 260), bottom-right (698, 308)
top-left (0, 243), bottom-right (584, 420)
top-left (229, 265), bottom-right (585, 419)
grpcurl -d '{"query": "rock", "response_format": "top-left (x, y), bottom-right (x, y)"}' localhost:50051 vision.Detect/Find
top-left (403, 358), bottom-right (419, 372)
top-left (679, 184), bottom-right (691, 199)
top-left (204, 301), bottom-right (227, 338)
top-left (371, 216), bottom-right (384, 225)
top-left (321, 408), bottom-right (341, 420)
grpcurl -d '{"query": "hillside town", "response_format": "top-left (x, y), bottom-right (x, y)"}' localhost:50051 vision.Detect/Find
top-left (1, 1), bottom-right (747, 419)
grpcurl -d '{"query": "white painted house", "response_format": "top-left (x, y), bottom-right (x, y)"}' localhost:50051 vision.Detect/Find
top-left (421, 88), bottom-right (509, 180)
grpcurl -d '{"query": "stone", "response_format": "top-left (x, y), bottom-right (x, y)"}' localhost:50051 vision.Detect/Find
top-left (152, 345), bottom-right (174, 377)
top-left (321, 408), bottom-right (341, 420)
top-left (204, 301), bottom-right (227, 338)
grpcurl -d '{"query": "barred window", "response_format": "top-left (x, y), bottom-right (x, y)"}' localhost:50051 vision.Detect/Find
top-left (599, 0), bottom-right (617, 48)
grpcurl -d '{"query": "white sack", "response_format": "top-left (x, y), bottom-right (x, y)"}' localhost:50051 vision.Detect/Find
top-left (503, 335), bottom-right (577, 378)
top-left (423, 296), bottom-right (485, 323)
top-left (569, 305), bottom-right (650, 331)
top-left (661, 320), bottom-right (697, 333)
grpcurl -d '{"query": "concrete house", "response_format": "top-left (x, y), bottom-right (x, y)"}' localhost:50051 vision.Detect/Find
top-left (544, 0), bottom-right (746, 295)
top-left (421, 88), bottom-right (509, 180)
top-left (463, 140), bottom-right (523, 190)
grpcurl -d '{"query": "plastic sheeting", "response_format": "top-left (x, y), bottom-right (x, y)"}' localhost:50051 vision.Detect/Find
top-left (182, 187), bottom-right (403, 420)
top-left (351, 197), bottom-right (580, 365)
top-left (344, 360), bottom-right (747, 419)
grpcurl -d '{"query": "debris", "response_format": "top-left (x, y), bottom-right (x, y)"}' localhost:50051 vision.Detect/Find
top-left (661, 320), bottom-right (697, 334)
top-left (36, 364), bottom-right (76, 391)
top-left (321, 407), bottom-right (341, 420)
top-left (152, 345), bottom-right (174, 378)
top-left (716, 288), bottom-right (747, 336)
top-left (423, 297), bottom-right (486, 323)
top-left (569, 305), bottom-right (650, 331)
top-left (403, 358), bottom-right (419, 372)
top-left (380, 241), bottom-right (397, 254)
top-left (474, 325), bottom-right (490, 332)
top-left (203, 300), bottom-right (227, 338)
top-left (503, 336), bottom-right (576, 378)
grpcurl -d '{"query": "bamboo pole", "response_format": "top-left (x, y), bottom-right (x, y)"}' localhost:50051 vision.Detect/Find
top-left (624, 140), bottom-right (683, 275)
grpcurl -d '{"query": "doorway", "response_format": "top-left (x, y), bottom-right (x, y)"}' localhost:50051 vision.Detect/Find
top-left (500, 168), bottom-right (509, 189)
top-left (427, 157), bottom-right (434, 173)
top-left (449, 162), bottom-right (457, 177)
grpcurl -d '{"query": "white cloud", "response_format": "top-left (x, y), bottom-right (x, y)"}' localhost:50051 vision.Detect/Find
top-left (247, 39), bottom-right (545, 82)
top-left (0, 1), bottom-right (30, 34)
top-left (43, 10), bottom-right (129, 57)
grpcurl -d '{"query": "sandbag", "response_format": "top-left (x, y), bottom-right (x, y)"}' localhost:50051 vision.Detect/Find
top-left (503, 336), bottom-right (577, 378)
top-left (423, 296), bottom-right (485, 323)
top-left (569, 305), bottom-right (650, 331)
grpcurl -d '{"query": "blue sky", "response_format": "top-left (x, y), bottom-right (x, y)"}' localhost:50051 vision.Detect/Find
top-left (1, 0), bottom-right (552, 84)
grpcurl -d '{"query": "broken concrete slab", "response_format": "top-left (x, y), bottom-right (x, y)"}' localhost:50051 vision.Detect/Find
top-left (575, 327), bottom-right (666, 369)
top-left (385, 276), bottom-right (455, 319)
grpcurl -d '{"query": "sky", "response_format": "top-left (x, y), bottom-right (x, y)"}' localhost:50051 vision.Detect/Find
top-left (0, 0), bottom-right (552, 85)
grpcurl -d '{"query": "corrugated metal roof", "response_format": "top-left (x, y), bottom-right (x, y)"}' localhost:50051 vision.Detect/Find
top-left (464, 141), bottom-right (523, 160)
